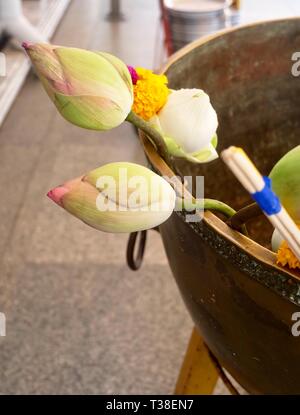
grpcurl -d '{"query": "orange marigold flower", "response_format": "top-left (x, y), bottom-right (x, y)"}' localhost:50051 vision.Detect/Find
top-left (277, 240), bottom-right (300, 269)
top-left (132, 67), bottom-right (169, 120)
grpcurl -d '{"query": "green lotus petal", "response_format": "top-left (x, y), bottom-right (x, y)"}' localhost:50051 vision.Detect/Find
top-left (190, 143), bottom-right (218, 163)
top-left (54, 47), bottom-right (132, 99)
top-left (269, 145), bottom-right (300, 222)
top-left (211, 133), bottom-right (218, 149)
top-left (163, 135), bottom-right (187, 158)
top-left (54, 93), bottom-right (125, 130)
top-left (163, 135), bottom-right (218, 164)
top-left (86, 162), bottom-right (155, 187)
top-left (85, 162), bottom-right (169, 206)
top-left (27, 43), bottom-right (64, 84)
top-left (97, 52), bottom-right (133, 95)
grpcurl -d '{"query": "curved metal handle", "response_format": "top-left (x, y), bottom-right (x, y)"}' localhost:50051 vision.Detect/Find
top-left (126, 231), bottom-right (147, 271)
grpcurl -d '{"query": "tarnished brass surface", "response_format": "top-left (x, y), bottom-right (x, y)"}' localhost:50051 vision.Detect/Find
top-left (141, 19), bottom-right (300, 394)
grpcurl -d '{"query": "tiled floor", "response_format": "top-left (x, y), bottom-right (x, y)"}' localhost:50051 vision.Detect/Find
top-left (0, 0), bottom-right (298, 395)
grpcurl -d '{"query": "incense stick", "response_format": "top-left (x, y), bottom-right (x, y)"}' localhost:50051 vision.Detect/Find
top-left (222, 146), bottom-right (300, 260)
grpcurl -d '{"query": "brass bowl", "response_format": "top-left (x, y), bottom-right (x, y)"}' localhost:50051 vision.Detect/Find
top-left (141, 19), bottom-right (300, 394)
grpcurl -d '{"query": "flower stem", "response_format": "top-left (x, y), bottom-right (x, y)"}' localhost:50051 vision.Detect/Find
top-left (178, 197), bottom-right (249, 234)
top-left (177, 197), bottom-right (236, 219)
top-left (126, 110), bottom-right (170, 163)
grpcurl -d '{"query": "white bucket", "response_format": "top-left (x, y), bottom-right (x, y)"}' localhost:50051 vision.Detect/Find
top-left (164, 0), bottom-right (240, 51)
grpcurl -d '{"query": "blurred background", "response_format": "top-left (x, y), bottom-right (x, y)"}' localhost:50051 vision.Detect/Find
top-left (0, 0), bottom-right (299, 395)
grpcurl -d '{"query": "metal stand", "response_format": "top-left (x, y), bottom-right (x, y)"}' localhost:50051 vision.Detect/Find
top-left (175, 328), bottom-right (239, 395)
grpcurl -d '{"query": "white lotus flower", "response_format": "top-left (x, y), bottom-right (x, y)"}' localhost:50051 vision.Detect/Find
top-left (154, 88), bottom-right (218, 155)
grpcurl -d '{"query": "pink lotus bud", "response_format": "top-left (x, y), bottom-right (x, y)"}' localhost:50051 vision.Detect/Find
top-left (23, 43), bottom-right (133, 130)
top-left (47, 162), bottom-right (176, 233)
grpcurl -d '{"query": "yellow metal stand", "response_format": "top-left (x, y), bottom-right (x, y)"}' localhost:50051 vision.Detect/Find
top-left (175, 327), bottom-right (219, 395)
top-left (175, 327), bottom-right (239, 395)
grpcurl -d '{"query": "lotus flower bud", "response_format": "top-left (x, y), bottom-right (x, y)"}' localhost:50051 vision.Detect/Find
top-left (23, 43), bottom-right (133, 130)
top-left (153, 89), bottom-right (218, 153)
top-left (149, 89), bottom-right (218, 163)
top-left (269, 145), bottom-right (300, 222)
top-left (47, 162), bottom-right (176, 233)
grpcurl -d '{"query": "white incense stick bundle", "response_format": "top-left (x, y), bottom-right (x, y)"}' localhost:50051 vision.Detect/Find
top-left (222, 146), bottom-right (300, 261)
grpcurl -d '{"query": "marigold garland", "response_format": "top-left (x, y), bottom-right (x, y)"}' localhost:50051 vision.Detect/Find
top-left (132, 67), bottom-right (169, 120)
top-left (277, 239), bottom-right (300, 269)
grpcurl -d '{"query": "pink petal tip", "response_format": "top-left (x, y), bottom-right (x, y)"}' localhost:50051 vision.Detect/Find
top-left (22, 42), bottom-right (32, 50)
top-left (47, 186), bottom-right (69, 206)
